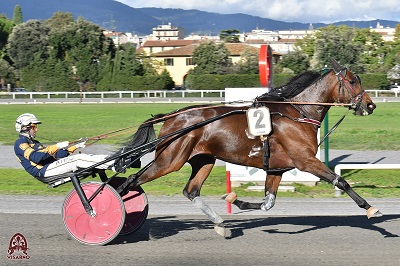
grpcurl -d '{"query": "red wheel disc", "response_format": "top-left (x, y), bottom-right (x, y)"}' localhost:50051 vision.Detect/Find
top-left (120, 186), bottom-right (148, 235)
top-left (107, 177), bottom-right (148, 235)
top-left (62, 182), bottom-right (125, 245)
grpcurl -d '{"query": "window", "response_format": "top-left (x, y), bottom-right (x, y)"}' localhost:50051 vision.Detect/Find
top-left (164, 58), bottom-right (174, 66)
top-left (186, 58), bottom-right (193, 66)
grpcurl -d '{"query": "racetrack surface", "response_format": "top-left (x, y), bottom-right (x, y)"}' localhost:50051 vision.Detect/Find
top-left (1, 196), bottom-right (399, 265)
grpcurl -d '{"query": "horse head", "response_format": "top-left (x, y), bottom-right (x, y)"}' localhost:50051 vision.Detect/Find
top-left (331, 59), bottom-right (376, 116)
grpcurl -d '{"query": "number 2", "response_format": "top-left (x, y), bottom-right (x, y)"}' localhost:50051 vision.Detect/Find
top-left (254, 110), bottom-right (266, 129)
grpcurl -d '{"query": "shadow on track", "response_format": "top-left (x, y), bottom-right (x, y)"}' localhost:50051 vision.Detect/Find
top-left (111, 214), bottom-right (400, 245)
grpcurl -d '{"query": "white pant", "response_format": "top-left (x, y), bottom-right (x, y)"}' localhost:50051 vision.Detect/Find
top-left (44, 154), bottom-right (114, 177)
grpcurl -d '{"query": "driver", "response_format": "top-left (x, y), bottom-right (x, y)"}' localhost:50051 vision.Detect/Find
top-left (14, 113), bottom-right (123, 180)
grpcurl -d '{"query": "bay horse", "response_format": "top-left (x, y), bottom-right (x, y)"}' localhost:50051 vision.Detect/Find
top-left (116, 59), bottom-right (380, 237)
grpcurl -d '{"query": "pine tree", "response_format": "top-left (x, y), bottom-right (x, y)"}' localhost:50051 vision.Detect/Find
top-left (13, 5), bottom-right (23, 25)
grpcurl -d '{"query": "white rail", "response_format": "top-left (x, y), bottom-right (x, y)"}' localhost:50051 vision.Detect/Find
top-left (334, 163), bottom-right (400, 196)
top-left (1, 89), bottom-right (399, 100)
top-left (1, 90), bottom-right (225, 100)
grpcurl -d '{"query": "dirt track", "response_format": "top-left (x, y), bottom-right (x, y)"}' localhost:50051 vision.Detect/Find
top-left (1, 196), bottom-right (400, 266)
top-left (1, 213), bottom-right (400, 266)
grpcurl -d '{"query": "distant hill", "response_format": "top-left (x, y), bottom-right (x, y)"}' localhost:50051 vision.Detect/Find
top-left (0, 0), bottom-right (399, 35)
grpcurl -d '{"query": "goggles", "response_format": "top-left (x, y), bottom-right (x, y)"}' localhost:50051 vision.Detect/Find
top-left (29, 124), bottom-right (38, 130)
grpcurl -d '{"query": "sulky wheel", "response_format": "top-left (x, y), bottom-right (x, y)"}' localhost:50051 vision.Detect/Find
top-left (119, 186), bottom-right (148, 235)
top-left (108, 177), bottom-right (149, 235)
top-left (62, 182), bottom-right (126, 245)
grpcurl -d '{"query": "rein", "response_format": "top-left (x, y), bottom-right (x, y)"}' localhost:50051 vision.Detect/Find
top-left (318, 109), bottom-right (350, 146)
top-left (68, 125), bottom-right (140, 147)
top-left (254, 101), bottom-right (352, 107)
top-left (74, 100), bottom-right (351, 146)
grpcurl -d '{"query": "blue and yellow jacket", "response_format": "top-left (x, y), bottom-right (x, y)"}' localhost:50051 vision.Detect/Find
top-left (14, 135), bottom-right (76, 178)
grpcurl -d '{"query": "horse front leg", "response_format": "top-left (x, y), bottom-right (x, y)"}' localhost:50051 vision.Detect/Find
top-left (332, 173), bottom-right (382, 218)
top-left (260, 173), bottom-right (282, 211)
top-left (299, 158), bottom-right (383, 219)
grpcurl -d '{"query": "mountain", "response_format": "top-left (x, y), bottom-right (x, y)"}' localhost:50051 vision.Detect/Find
top-left (1, 0), bottom-right (399, 35)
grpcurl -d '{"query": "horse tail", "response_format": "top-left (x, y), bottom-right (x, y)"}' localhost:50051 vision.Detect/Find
top-left (123, 113), bottom-right (166, 150)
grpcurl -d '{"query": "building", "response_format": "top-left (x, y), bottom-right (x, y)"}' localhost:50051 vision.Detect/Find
top-left (139, 39), bottom-right (201, 55)
top-left (370, 22), bottom-right (396, 42)
top-left (150, 22), bottom-right (185, 40)
top-left (143, 42), bottom-right (279, 86)
top-left (110, 22), bottom-right (398, 86)
top-left (103, 30), bottom-right (129, 46)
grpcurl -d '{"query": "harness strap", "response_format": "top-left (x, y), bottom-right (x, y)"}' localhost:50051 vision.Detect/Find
top-left (297, 118), bottom-right (321, 127)
top-left (260, 136), bottom-right (270, 171)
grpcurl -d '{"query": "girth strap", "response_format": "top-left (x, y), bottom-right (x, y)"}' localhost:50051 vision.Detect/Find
top-left (261, 136), bottom-right (270, 171)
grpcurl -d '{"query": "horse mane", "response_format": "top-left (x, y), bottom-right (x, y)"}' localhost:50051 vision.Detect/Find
top-left (256, 70), bottom-right (325, 101)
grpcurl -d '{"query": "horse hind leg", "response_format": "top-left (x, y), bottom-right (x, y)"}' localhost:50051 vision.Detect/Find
top-left (222, 192), bottom-right (261, 210)
top-left (223, 173), bottom-right (282, 212)
top-left (184, 155), bottom-right (231, 238)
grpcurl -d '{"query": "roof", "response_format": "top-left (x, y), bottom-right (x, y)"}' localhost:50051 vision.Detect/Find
top-left (150, 42), bottom-right (281, 57)
top-left (142, 39), bottom-right (200, 47)
top-left (277, 38), bottom-right (297, 43)
top-left (151, 42), bottom-right (263, 57)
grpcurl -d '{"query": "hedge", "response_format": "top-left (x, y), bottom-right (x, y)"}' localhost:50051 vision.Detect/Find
top-left (185, 73), bottom-right (390, 90)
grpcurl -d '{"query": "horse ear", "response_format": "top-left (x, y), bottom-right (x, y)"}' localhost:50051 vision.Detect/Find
top-left (330, 58), bottom-right (343, 73)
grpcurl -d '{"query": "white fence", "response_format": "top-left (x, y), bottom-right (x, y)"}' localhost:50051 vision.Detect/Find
top-left (1, 89), bottom-right (399, 100)
top-left (1, 90), bottom-right (225, 100)
top-left (333, 163), bottom-right (400, 196)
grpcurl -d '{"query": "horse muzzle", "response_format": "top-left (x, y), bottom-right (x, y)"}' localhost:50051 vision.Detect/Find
top-left (354, 102), bottom-right (376, 116)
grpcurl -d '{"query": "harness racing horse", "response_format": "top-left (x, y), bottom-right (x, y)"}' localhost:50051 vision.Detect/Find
top-left (116, 59), bottom-right (380, 237)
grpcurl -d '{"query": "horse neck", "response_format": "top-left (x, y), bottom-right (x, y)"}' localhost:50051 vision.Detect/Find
top-left (290, 72), bottom-right (338, 122)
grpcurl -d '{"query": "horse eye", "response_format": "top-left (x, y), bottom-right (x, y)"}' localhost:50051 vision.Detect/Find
top-left (349, 80), bottom-right (355, 85)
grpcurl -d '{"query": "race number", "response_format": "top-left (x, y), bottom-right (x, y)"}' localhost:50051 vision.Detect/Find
top-left (246, 107), bottom-right (272, 136)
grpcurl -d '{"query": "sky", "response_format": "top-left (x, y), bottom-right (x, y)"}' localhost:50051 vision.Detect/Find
top-left (115, 0), bottom-right (400, 24)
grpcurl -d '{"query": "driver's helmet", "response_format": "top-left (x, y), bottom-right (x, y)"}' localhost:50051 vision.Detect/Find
top-left (15, 113), bottom-right (42, 133)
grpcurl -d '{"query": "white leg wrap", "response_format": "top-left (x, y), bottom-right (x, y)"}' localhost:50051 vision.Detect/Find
top-left (260, 193), bottom-right (276, 212)
top-left (192, 196), bottom-right (224, 224)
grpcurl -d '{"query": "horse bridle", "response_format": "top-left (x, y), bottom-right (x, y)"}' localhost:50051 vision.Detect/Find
top-left (334, 68), bottom-right (365, 111)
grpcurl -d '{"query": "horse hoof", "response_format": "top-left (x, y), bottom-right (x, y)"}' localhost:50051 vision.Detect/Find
top-left (367, 207), bottom-right (383, 219)
top-left (214, 223), bottom-right (231, 238)
top-left (222, 192), bottom-right (237, 203)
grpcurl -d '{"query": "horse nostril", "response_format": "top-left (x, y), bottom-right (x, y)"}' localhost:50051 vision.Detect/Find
top-left (368, 103), bottom-right (376, 110)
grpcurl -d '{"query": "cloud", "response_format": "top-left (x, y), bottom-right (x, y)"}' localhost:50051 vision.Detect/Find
top-left (116, 0), bottom-right (400, 23)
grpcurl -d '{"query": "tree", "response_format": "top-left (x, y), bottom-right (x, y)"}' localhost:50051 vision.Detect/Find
top-left (191, 41), bottom-right (232, 74)
top-left (7, 20), bottom-right (51, 69)
top-left (44, 12), bottom-right (74, 31)
top-left (0, 59), bottom-right (16, 90)
top-left (0, 15), bottom-right (14, 58)
top-left (219, 29), bottom-right (240, 43)
top-left (294, 33), bottom-right (316, 58)
top-left (387, 63), bottom-right (400, 84)
top-left (312, 25), bottom-right (364, 73)
top-left (12, 5), bottom-right (23, 25)
top-left (236, 47), bottom-right (259, 74)
top-left (279, 50), bottom-right (310, 74)
top-left (353, 28), bottom-right (388, 73)
top-left (48, 17), bottom-right (115, 90)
